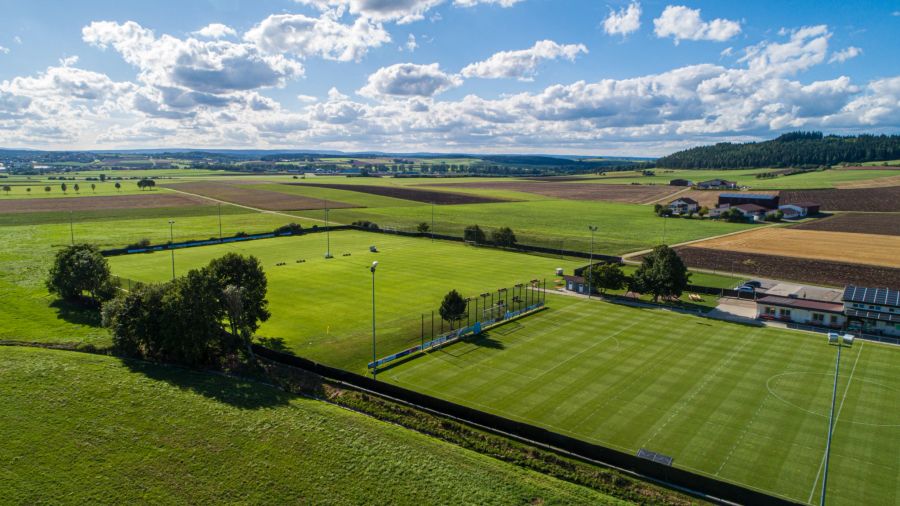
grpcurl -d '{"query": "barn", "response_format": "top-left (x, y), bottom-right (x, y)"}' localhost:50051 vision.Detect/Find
top-left (717, 193), bottom-right (780, 209)
top-left (778, 202), bottom-right (820, 218)
top-left (669, 179), bottom-right (693, 186)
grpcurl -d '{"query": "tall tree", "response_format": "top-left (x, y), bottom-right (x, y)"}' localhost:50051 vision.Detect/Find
top-left (629, 245), bottom-right (691, 302)
top-left (46, 244), bottom-right (115, 304)
top-left (206, 253), bottom-right (270, 354)
top-left (590, 262), bottom-right (627, 295)
top-left (491, 227), bottom-right (517, 248)
top-left (439, 289), bottom-right (467, 329)
top-left (417, 222), bottom-right (430, 233)
top-left (464, 225), bottom-right (486, 244)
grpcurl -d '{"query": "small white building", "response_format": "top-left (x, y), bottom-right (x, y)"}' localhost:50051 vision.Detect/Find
top-left (778, 202), bottom-right (820, 218)
top-left (668, 197), bottom-right (699, 215)
top-left (756, 295), bottom-right (845, 329)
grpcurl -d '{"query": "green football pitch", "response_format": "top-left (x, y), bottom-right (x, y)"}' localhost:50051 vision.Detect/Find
top-left (379, 295), bottom-right (900, 505)
top-left (108, 231), bottom-right (582, 370)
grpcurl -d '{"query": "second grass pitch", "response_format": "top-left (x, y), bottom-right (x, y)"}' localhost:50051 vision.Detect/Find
top-left (379, 295), bottom-right (900, 506)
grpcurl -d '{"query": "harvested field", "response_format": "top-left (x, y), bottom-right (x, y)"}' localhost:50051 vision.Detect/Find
top-left (839, 165), bottom-right (900, 170)
top-left (285, 183), bottom-right (508, 205)
top-left (675, 247), bottom-right (900, 288)
top-left (437, 181), bottom-right (681, 204)
top-left (690, 227), bottom-right (900, 268)
top-left (0, 193), bottom-right (206, 213)
top-left (791, 213), bottom-right (900, 236)
top-left (837, 174), bottom-right (900, 189)
top-left (166, 182), bottom-right (357, 211)
top-left (781, 186), bottom-right (900, 211)
top-left (675, 189), bottom-right (780, 208)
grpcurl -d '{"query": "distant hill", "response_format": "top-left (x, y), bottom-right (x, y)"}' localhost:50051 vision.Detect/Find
top-left (656, 132), bottom-right (900, 169)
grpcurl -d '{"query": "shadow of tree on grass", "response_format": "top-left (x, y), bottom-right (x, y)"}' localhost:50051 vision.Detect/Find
top-left (50, 298), bottom-right (102, 327)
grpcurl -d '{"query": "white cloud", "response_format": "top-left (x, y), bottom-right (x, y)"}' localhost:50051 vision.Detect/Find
top-left (193, 23), bottom-right (238, 39)
top-left (603, 2), bottom-right (641, 37)
top-left (0, 46), bottom-right (9, 55)
top-left (13, 36), bottom-right (22, 45)
top-left (245, 13), bottom-right (390, 62)
top-left (404, 34), bottom-right (418, 51)
top-left (359, 62), bottom-right (461, 98)
top-left (720, 46), bottom-right (733, 57)
top-left (829, 46), bottom-right (862, 64)
top-left (59, 55), bottom-right (79, 66)
top-left (297, 94), bottom-right (318, 102)
top-left (461, 40), bottom-right (587, 81)
top-left (739, 25), bottom-right (830, 76)
top-left (295, 0), bottom-right (521, 24)
top-left (653, 5), bottom-right (741, 44)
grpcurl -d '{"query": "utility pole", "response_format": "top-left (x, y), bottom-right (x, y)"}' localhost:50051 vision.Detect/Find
top-left (217, 203), bottom-right (222, 240)
top-left (431, 201), bottom-right (435, 242)
top-left (588, 225), bottom-right (598, 299)
top-left (69, 211), bottom-right (75, 245)
top-left (168, 220), bottom-right (176, 280)
top-left (324, 200), bottom-right (332, 259)
top-left (370, 261), bottom-right (378, 379)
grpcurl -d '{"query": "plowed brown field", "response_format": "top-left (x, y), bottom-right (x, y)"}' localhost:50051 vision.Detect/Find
top-left (166, 182), bottom-right (356, 211)
top-left (437, 181), bottom-right (680, 204)
top-left (288, 183), bottom-right (508, 205)
top-left (791, 213), bottom-right (900, 236)
top-left (781, 186), bottom-right (900, 211)
top-left (0, 193), bottom-right (206, 213)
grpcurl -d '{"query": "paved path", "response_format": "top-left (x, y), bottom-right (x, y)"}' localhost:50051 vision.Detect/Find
top-left (162, 186), bottom-right (327, 224)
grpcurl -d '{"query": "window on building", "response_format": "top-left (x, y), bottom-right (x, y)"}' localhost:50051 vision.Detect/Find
top-left (812, 313), bottom-right (825, 323)
top-left (780, 309), bottom-right (791, 318)
top-left (831, 315), bottom-right (839, 324)
top-left (764, 306), bottom-right (776, 315)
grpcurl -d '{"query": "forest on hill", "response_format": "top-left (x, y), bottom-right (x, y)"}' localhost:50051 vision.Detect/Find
top-left (656, 132), bottom-right (900, 169)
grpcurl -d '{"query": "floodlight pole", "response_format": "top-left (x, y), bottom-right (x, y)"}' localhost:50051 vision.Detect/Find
top-left (431, 201), bottom-right (435, 242)
top-left (168, 220), bottom-right (175, 280)
top-left (371, 261), bottom-right (378, 380)
top-left (69, 211), bottom-right (75, 245)
top-left (588, 226), bottom-right (598, 299)
top-left (324, 201), bottom-right (332, 259)
top-left (217, 203), bottom-right (222, 240)
top-left (821, 339), bottom-right (844, 506)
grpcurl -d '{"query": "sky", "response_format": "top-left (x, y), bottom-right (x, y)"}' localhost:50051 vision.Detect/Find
top-left (0, 0), bottom-right (898, 156)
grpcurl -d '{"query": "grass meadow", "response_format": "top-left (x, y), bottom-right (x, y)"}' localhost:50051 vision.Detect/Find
top-left (293, 200), bottom-right (754, 254)
top-left (0, 346), bottom-right (618, 505)
top-left (108, 231), bottom-right (581, 370)
top-left (380, 295), bottom-right (900, 505)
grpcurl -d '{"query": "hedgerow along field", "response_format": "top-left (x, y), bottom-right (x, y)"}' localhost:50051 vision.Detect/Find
top-left (379, 295), bottom-right (900, 505)
top-left (0, 346), bottom-right (621, 505)
top-left (108, 231), bottom-right (582, 370)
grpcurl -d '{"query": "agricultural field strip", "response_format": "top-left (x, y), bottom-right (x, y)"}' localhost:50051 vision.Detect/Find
top-left (689, 228), bottom-right (900, 268)
top-left (162, 186), bottom-right (326, 223)
top-left (0, 192), bottom-right (207, 213)
top-left (288, 183), bottom-right (509, 205)
top-left (432, 181), bottom-right (683, 204)
top-left (163, 181), bottom-right (357, 211)
top-left (790, 213), bottom-right (900, 237)
top-left (807, 342), bottom-right (864, 504)
top-left (621, 222), bottom-right (778, 260)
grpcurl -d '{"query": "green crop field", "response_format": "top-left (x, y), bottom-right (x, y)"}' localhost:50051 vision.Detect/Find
top-left (379, 295), bottom-right (900, 505)
top-left (0, 346), bottom-right (619, 505)
top-left (295, 200), bottom-right (755, 254)
top-left (108, 231), bottom-right (582, 370)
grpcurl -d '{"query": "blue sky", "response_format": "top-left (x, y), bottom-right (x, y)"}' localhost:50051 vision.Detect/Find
top-left (0, 0), bottom-right (897, 155)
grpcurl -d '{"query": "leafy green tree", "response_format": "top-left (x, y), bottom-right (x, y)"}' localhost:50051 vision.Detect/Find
top-left (491, 227), bottom-right (517, 248)
top-left (61, 182), bottom-right (67, 193)
top-left (439, 289), bottom-right (467, 329)
top-left (114, 182), bottom-right (121, 192)
top-left (137, 179), bottom-right (155, 190)
top-left (464, 225), bottom-right (486, 244)
top-left (207, 253), bottom-right (270, 355)
top-left (698, 206), bottom-right (709, 218)
top-left (44, 186), bottom-right (51, 194)
top-left (91, 183), bottom-right (96, 193)
top-left (590, 262), bottom-right (627, 295)
top-left (630, 245), bottom-right (691, 303)
top-left (417, 222), bottom-right (430, 233)
top-left (102, 283), bottom-right (166, 357)
top-left (46, 244), bottom-right (115, 303)
top-left (73, 183), bottom-right (80, 193)
top-left (2, 185), bottom-right (10, 195)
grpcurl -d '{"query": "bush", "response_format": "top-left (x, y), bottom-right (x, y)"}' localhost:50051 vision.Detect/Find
top-left (235, 231), bottom-right (249, 238)
top-left (352, 220), bottom-right (380, 230)
top-left (274, 223), bottom-right (303, 235)
top-left (127, 238), bottom-right (152, 249)
top-left (46, 244), bottom-right (115, 304)
top-left (491, 227), bottom-right (517, 248)
top-left (464, 225), bottom-right (486, 244)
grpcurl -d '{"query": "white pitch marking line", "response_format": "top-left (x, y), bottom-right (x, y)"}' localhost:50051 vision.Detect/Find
top-left (807, 341), bottom-right (864, 504)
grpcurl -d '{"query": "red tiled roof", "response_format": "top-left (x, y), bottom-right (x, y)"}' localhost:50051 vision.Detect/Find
top-left (734, 203), bottom-right (767, 212)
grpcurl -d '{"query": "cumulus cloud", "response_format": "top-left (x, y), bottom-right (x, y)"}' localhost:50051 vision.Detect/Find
top-left (245, 13), bottom-right (390, 61)
top-left (359, 62), bottom-right (461, 98)
top-left (461, 40), bottom-right (587, 81)
top-left (603, 2), bottom-right (641, 36)
top-left (295, 0), bottom-right (521, 24)
top-left (739, 25), bottom-right (830, 76)
top-left (404, 34), bottom-right (418, 51)
top-left (0, 46), bottom-right (9, 55)
top-left (829, 46), bottom-right (862, 64)
top-left (193, 23), bottom-right (238, 39)
top-left (653, 5), bottom-right (741, 44)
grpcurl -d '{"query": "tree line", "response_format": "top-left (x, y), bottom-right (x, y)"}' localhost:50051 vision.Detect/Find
top-left (656, 132), bottom-right (900, 169)
top-left (46, 244), bottom-right (269, 367)
top-left (584, 245), bottom-right (691, 303)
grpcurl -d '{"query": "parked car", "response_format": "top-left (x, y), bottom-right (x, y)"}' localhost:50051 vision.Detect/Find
top-left (743, 280), bottom-right (762, 289)
top-left (737, 285), bottom-right (756, 294)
